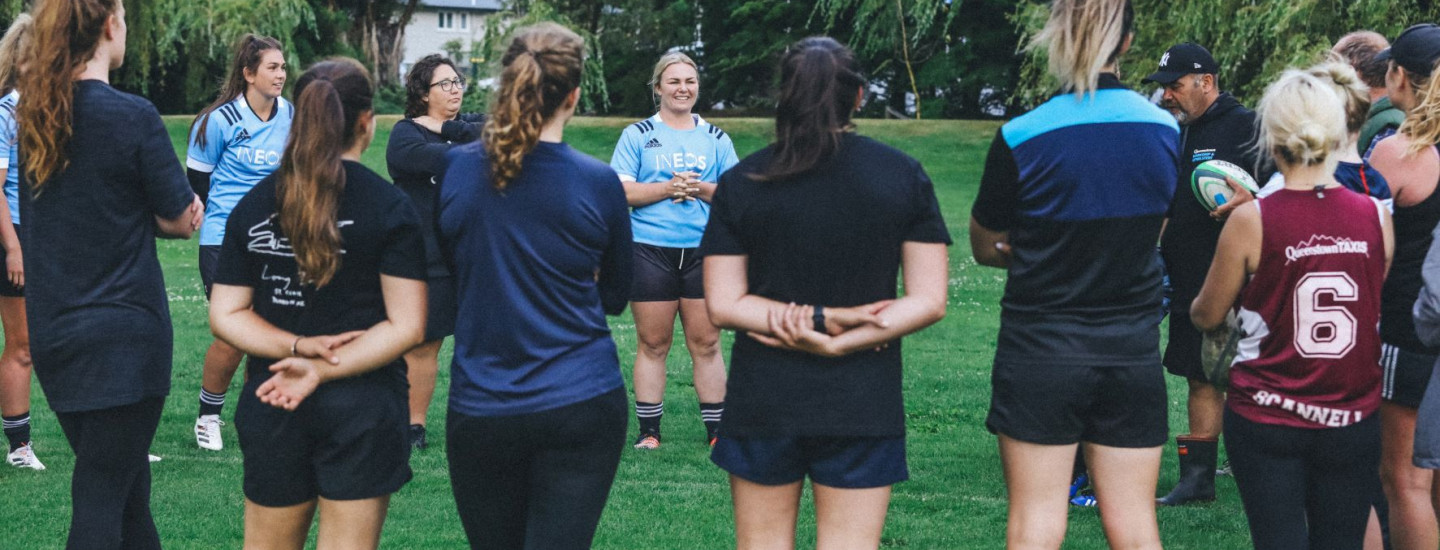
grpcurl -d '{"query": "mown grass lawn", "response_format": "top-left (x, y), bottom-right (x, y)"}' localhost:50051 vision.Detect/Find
top-left (0, 116), bottom-right (1251, 548)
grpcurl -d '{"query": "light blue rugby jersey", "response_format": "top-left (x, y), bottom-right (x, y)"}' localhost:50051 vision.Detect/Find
top-left (0, 90), bottom-right (18, 225)
top-left (187, 95), bottom-right (294, 246)
top-left (610, 114), bottom-right (738, 248)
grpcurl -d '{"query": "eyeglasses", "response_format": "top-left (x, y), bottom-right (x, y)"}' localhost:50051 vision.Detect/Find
top-left (429, 78), bottom-right (466, 93)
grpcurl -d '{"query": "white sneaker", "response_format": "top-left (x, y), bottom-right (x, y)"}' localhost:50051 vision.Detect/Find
top-left (195, 414), bottom-right (224, 451)
top-left (7, 443), bottom-right (45, 470)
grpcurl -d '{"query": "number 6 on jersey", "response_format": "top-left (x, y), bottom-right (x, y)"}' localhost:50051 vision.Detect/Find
top-left (1293, 272), bottom-right (1358, 358)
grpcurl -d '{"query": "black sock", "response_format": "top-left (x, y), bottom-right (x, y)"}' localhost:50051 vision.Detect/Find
top-left (700, 402), bottom-right (723, 439)
top-left (199, 389), bottom-right (225, 417)
top-left (635, 401), bottom-right (662, 437)
top-left (3, 412), bottom-right (30, 451)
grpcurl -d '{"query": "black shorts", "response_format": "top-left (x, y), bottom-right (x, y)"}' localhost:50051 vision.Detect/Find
top-left (1163, 311), bottom-right (1206, 381)
top-left (235, 373), bottom-right (412, 507)
top-left (631, 243), bottom-right (703, 302)
top-left (710, 435), bottom-right (908, 489)
top-left (199, 244), bottom-right (221, 300)
top-left (987, 362), bottom-right (1168, 448)
top-left (0, 225), bottom-right (21, 298)
top-left (425, 276), bottom-right (457, 342)
top-left (1382, 343), bottom-right (1434, 408)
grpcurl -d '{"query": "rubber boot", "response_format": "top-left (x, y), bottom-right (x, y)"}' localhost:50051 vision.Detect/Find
top-left (1157, 436), bottom-right (1217, 506)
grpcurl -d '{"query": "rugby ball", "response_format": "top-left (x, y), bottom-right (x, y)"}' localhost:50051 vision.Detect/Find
top-left (1191, 160), bottom-right (1259, 212)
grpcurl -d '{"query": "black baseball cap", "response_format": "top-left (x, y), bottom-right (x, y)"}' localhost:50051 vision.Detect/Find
top-left (1377, 24), bottom-right (1440, 77)
top-left (1143, 43), bottom-right (1219, 85)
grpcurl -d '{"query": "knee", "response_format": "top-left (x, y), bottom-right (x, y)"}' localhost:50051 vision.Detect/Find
top-left (2, 345), bottom-right (30, 370)
top-left (638, 336), bottom-right (673, 360)
top-left (684, 334), bottom-right (720, 357)
top-left (1381, 462), bottom-right (1431, 496)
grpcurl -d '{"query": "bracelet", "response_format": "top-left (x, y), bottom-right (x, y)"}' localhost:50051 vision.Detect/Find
top-left (291, 336), bottom-right (302, 357)
top-left (812, 305), bottom-right (826, 333)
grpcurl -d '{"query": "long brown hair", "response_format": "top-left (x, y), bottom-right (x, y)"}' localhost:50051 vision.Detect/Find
top-left (0, 14), bottom-right (35, 97)
top-left (280, 58), bottom-right (372, 287)
top-left (191, 34), bottom-right (283, 148)
top-left (753, 37), bottom-right (865, 182)
top-left (482, 22), bottom-right (584, 191)
top-left (17, 0), bottom-right (118, 194)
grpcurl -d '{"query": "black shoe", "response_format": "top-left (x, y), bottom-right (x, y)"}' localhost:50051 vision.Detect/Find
top-left (409, 424), bottom-right (428, 450)
top-left (1158, 436), bottom-right (1218, 506)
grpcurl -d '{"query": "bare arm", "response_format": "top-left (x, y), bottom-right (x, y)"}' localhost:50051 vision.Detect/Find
top-left (0, 170), bottom-right (20, 288)
top-left (623, 172), bottom-right (698, 207)
top-left (1190, 202), bottom-right (1262, 330)
top-left (969, 216), bottom-right (1012, 268)
top-left (1371, 134), bottom-right (1440, 209)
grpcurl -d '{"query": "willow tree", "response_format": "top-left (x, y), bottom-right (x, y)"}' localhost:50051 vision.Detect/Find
top-left (811, 0), bottom-right (961, 118)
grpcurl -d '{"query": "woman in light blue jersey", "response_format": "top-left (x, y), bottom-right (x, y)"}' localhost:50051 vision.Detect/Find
top-left (186, 34), bottom-right (293, 453)
top-left (0, 14), bottom-right (40, 471)
top-left (611, 52), bottom-right (738, 449)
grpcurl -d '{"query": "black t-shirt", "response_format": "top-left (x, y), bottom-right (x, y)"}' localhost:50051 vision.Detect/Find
top-left (698, 133), bottom-right (952, 438)
top-left (214, 161), bottom-right (426, 383)
top-left (385, 114), bottom-right (483, 277)
top-left (18, 80), bottom-right (196, 413)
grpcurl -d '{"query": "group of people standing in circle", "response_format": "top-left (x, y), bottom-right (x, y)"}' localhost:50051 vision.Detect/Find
top-left (0, 0), bottom-right (952, 547)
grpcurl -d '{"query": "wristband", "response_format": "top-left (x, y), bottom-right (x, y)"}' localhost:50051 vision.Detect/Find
top-left (812, 305), bottom-right (826, 333)
top-left (291, 336), bottom-right (302, 357)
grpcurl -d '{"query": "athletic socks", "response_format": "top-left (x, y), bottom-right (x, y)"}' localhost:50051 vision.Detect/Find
top-left (2, 412), bottom-right (30, 452)
top-left (700, 402), bottom-right (723, 440)
top-left (199, 389), bottom-right (226, 417)
top-left (635, 401), bottom-right (663, 436)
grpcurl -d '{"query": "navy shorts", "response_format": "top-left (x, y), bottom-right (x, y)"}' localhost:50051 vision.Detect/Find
top-left (425, 276), bottom-right (457, 342)
top-left (199, 244), bottom-right (221, 299)
top-left (235, 371), bottom-right (412, 506)
top-left (710, 435), bottom-right (908, 489)
top-left (987, 361), bottom-right (1168, 448)
top-left (1382, 343), bottom-right (1434, 408)
top-left (631, 243), bottom-right (703, 302)
top-left (0, 225), bottom-right (21, 298)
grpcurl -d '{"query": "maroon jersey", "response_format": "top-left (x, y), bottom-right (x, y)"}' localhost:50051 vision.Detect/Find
top-left (1229, 188), bottom-right (1387, 429)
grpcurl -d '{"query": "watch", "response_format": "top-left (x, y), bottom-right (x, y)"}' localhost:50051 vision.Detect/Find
top-left (812, 305), bottom-right (826, 333)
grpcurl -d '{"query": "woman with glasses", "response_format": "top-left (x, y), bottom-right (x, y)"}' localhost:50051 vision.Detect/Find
top-left (386, 53), bottom-right (484, 450)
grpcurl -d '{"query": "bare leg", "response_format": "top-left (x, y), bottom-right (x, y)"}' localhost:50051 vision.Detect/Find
top-left (731, 475), bottom-right (802, 550)
top-left (679, 298), bottom-right (726, 403)
top-left (0, 296), bottom-right (30, 418)
top-left (315, 495), bottom-right (390, 550)
top-left (1380, 402), bottom-right (1438, 550)
top-left (813, 483), bottom-right (891, 550)
top-left (1186, 380), bottom-right (1225, 438)
top-left (632, 301), bottom-right (680, 404)
top-left (1085, 443), bottom-right (1163, 550)
top-left (244, 498), bottom-right (316, 550)
top-left (405, 340), bottom-right (444, 426)
top-left (998, 435), bottom-right (1074, 550)
top-left (200, 338), bottom-right (246, 400)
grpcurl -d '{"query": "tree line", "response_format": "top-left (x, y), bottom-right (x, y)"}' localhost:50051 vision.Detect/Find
top-left (1, 1), bottom-right (1438, 119)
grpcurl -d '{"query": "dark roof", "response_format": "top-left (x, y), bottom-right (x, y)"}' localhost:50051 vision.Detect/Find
top-left (420, 0), bottom-right (502, 11)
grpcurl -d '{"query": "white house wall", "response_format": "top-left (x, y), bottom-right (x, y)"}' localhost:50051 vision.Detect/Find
top-left (400, 9), bottom-right (491, 80)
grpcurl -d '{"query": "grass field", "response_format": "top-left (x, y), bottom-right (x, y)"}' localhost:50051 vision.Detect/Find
top-left (0, 116), bottom-right (1255, 548)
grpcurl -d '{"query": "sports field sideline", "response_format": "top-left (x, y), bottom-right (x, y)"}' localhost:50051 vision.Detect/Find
top-left (0, 116), bottom-right (1251, 548)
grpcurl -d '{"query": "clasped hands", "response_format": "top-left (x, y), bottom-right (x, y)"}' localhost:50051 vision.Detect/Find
top-left (749, 300), bottom-right (894, 358)
top-left (667, 170), bottom-right (703, 203)
top-left (255, 330), bottom-right (365, 411)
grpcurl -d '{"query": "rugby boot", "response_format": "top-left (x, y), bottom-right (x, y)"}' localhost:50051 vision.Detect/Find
top-left (1157, 436), bottom-right (1217, 506)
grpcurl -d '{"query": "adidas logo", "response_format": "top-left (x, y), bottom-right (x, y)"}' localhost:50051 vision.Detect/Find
top-left (231, 128), bottom-right (252, 145)
top-left (644, 138), bottom-right (662, 149)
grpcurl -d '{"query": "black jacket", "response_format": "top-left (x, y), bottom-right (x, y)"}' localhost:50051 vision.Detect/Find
top-left (1159, 93), bottom-right (1268, 305)
top-left (385, 113), bottom-right (484, 277)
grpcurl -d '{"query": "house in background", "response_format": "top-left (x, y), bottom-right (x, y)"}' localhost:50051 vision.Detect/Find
top-left (400, 0), bottom-right (504, 80)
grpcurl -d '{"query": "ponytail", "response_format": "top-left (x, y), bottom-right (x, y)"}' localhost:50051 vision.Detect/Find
top-left (279, 58), bottom-right (372, 287)
top-left (482, 22), bottom-right (584, 191)
top-left (1032, 0), bottom-right (1133, 97)
top-left (18, 0), bottom-right (117, 194)
top-left (753, 37), bottom-right (865, 182)
top-left (0, 14), bottom-right (35, 97)
top-left (192, 34), bottom-right (284, 148)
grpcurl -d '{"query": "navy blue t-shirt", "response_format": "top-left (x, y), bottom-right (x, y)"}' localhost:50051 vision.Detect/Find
top-left (19, 80), bottom-right (195, 412)
top-left (438, 140), bottom-right (633, 417)
top-left (213, 161), bottom-right (427, 384)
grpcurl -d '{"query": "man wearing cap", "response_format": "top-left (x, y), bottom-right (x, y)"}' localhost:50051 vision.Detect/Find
top-left (1334, 31), bottom-right (1403, 158)
top-left (1147, 42), bottom-right (1264, 507)
top-left (1369, 23), bottom-right (1440, 550)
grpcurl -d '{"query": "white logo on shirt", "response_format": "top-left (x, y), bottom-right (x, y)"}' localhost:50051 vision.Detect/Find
top-left (1284, 235), bottom-right (1369, 264)
top-left (653, 152), bottom-right (708, 172)
top-left (233, 146), bottom-right (281, 166)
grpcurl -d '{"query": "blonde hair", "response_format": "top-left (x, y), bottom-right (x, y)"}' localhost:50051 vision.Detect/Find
top-left (649, 51), bottom-right (698, 102)
top-left (1257, 69), bottom-right (1347, 170)
top-left (481, 22), bottom-right (584, 191)
top-left (1031, 0), bottom-right (1133, 96)
top-left (1399, 62), bottom-right (1440, 156)
top-left (0, 14), bottom-right (34, 97)
top-left (1306, 57), bottom-right (1370, 134)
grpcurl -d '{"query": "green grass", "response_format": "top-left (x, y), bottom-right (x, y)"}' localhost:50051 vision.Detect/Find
top-left (0, 116), bottom-right (1253, 548)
